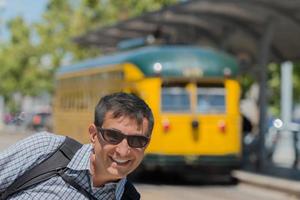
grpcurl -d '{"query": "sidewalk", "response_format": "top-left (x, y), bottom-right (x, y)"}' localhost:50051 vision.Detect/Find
top-left (0, 126), bottom-right (33, 151)
top-left (232, 170), bottom-right (300, 197)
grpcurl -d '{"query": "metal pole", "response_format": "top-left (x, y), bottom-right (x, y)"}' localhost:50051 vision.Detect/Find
top-left (281, 61), bottom-right (293, 124)
top-left (280, 62), bottom-right (295, 167)
top-left (257, 20), bottom-right (275, 171)
top-left (281, 62), bottom-right (300, 168)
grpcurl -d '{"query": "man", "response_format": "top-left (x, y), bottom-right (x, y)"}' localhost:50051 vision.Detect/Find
top-left (0, 92), bottom-right (154, 199)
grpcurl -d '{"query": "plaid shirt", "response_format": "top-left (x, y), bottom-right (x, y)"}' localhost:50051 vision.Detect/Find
top-left (0, 132), bottom-right (126, 200)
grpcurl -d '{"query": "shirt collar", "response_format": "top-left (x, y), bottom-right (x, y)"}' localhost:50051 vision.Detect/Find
top-left (67, 144), bottom-right (91, 171)
top-left (66, 143), bottom-right (127, 199)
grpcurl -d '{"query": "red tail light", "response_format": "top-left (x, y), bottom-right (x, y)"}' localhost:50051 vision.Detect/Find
top-left (162, 119), bottom-right (170, 132)
top-left (218, 120), bottom-right (226, 133)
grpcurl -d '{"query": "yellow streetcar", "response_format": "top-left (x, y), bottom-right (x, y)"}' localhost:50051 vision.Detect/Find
top-left (54, 45), bottom-right (241, 176)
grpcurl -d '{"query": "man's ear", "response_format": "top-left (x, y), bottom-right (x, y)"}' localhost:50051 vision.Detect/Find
top-left (88, 124), bottom-right (97, 144)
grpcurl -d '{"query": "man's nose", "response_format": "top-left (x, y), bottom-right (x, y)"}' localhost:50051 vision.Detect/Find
top-left (116, 139), bottom-right (130, 156)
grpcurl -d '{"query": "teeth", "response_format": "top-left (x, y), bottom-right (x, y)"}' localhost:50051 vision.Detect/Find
top-left (112, 158), bottom-right (129, 164)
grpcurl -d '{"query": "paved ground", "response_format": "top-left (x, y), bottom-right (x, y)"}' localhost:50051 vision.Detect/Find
top-left (135, 182), bottom-right (299, 200)
top-left (0, 126), bottom-right (34, 151)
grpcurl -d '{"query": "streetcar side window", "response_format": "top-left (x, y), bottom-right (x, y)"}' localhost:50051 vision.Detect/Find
top-left (197, 87), bottom-right (225, 113)
top-left (161, 87), bottom-right (190, 112)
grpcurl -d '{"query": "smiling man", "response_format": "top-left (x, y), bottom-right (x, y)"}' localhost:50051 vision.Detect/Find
top-left (89, 92), bottom-right (154, 190)
top-left (0, 92), bottom-right (154, 200)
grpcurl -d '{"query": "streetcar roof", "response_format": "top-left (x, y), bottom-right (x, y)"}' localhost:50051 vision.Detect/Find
top-left (57, 45), bottom-right (238, 78)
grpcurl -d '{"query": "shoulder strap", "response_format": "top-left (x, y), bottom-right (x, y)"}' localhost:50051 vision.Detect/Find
top-left (0, 136), bottom-right (82, 200)
top-left (121, 181), bottom-right (141, 200)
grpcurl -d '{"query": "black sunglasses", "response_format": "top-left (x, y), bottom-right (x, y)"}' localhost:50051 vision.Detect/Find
top-left (97, 128), bottom-right (150, 148)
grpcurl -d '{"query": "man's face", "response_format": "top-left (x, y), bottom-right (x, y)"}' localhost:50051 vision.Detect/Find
top-left (89, 111), bottom-right (149, 182)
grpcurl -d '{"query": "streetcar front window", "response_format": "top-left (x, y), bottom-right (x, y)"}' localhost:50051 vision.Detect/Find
top-left (161, 87), bottom-right (190, 112)
top-left (197, 87), bottom-right (225, 113)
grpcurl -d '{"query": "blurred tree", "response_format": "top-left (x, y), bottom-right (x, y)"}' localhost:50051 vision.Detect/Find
top-left (34, 0), bottom-right (179, 88)
top-left (268, 63), bottom-right (281, 116)
top-left (0, 0), bottom-right (179, 112)
top-left (0, 17), bottom-right (48, 100)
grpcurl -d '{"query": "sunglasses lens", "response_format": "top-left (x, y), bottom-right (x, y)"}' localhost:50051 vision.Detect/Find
top-left (128, 136), bottom-right (149, 148)
top-left (99, 128), bottom-right (149, 148)
top-left (102, 129), bottom-right (124, 145)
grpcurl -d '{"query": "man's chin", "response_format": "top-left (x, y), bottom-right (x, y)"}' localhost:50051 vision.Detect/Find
top-left (107, 167), bottom-right (128, 179)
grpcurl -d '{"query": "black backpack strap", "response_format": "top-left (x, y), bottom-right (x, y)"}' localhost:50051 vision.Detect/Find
top-left (0, 136), bottom-right (82, 200)
top-left (121, 181), bottom-right (140, 200)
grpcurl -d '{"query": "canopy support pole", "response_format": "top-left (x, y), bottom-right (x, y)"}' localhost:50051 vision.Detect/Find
top-left (257, 19), bottom-right (275, 170)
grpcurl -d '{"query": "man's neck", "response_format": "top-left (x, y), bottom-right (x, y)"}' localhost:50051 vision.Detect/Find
top-left (89, 156), bottom-right (119, 187)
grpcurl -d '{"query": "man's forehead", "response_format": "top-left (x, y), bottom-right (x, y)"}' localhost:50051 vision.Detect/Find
top-left (104, 112), bottom-right (148, 130)
top-left (104, 111), bottom-right (145, 122)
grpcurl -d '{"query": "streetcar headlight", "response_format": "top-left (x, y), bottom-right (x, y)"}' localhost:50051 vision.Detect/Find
top-left (153, 62), bottom-right (162, 74)
top-left (223, 67), bottom-right (232, 77)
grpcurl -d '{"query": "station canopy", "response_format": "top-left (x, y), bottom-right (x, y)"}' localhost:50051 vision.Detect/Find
top-left (74, 0), bottom-right (300, 65)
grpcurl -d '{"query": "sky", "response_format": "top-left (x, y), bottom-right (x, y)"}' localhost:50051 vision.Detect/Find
top-left (0, 0), bottom-right (48, 41)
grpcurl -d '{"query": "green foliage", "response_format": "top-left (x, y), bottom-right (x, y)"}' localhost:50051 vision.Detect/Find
top-left (293, 62), bottom-right (300, 103)
top-left (101, 0), bottom-right (178, 22)
top-left (268, 63), bottom-right (281, 116)
top-left (266, 62), bottom-right (300, 116)
top-left (239, 75), bottom-right (255, 99)
top-left (0, 0), bottom-right (178, 112)
top-left (0, 17), bottom-right (43, 99)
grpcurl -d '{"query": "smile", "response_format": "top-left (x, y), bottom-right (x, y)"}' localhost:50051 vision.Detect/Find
top-left (111, 157), bottom-right (131, 165)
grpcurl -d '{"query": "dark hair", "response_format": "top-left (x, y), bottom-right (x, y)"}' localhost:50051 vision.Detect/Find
top-left (94, 92), bottom-right (154, 136)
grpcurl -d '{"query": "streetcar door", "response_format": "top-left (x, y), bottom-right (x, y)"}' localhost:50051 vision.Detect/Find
top-left (160, 83), bottom-right (195, 154)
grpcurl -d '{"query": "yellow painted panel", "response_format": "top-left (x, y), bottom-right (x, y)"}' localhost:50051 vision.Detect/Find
top-left (225, 79), bottom-right (241, 115)
top-left (123, 63), bottom-right (144, 81)
top-left (53, 110), bottom-right (92, 144)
